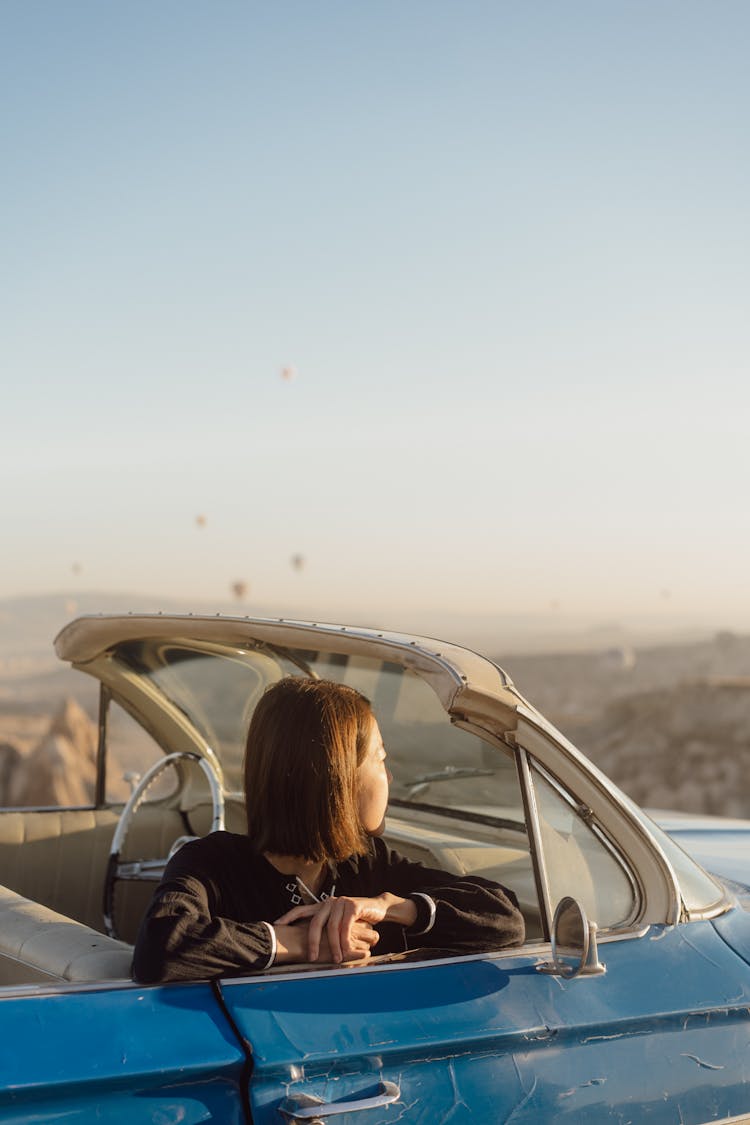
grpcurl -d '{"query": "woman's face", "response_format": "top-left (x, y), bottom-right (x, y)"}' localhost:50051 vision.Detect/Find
top-left (357, 718), bottom-right (391, 836)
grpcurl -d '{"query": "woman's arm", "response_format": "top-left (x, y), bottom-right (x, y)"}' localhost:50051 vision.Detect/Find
top-left (131, 842), bottom-right (380, 981)
top-left (131, 872), bottom-right (278, 982)
top-left (361, 839), bottom-right (526, 952)
top-left (277, 841), bottom-right (525, 962)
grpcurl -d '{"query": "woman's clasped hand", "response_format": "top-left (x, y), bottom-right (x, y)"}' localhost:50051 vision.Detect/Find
top-left (276, 892), bottom-right (418, 963)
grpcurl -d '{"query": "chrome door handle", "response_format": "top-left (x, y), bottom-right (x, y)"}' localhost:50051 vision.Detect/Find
top-left (278, 1080), bottom-right (400, 1121)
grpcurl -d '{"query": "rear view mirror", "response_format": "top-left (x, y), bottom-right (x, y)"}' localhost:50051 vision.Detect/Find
top-left (538, 896), bottom-right (606, 978)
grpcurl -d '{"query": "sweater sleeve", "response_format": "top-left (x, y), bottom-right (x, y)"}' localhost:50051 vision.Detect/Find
top-left (368, 839), bottom-right (525, 952)
top-left (131, 845), bottom-right (274, 983)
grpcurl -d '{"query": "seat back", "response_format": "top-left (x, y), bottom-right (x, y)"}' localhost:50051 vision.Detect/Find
top-left (0, 883), bottom-right (133, 985)
top-left (0, 800), bottom-right (248, 941)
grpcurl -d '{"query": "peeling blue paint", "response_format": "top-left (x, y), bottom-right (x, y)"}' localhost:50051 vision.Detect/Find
top-left (220, 920), bottom-right (750, 1123)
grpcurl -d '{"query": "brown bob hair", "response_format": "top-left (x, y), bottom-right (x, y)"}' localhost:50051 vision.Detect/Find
top-left (244, 677), bottom-right (375, 863)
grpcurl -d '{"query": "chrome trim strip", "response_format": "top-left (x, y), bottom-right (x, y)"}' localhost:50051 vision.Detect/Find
top-left (218, 924), bottom-right (655, 986)
top-left (0, 978), bottom-right (137, 1000)
top-left (0, 944), bottom-right (545, 1000)
top-left (689, 898), bottom-right (736, 921)
top-left (597, 924), bottom-right (650, 943)
top-left (0, 926), bottom-right (659, 1001)
top-left (219, 943), bottom-right (546, 986)
top-left (517, 749), bottom-right (553, 941)
top-left (95, 682), bottom-right (109, 807)
top-left (0, 804), bottom-right (98, 814)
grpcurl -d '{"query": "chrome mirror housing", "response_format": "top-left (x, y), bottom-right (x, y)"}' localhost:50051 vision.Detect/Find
top-left (538, 896), bottom-right (606, 978)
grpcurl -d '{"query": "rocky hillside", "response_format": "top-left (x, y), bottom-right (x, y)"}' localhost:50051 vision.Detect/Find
top-left (494, 631), bottom-right (750, 819)
top-left (1, 698), bottom-right (99, 807)
top-left (573, 680), bottom-right (750, 817)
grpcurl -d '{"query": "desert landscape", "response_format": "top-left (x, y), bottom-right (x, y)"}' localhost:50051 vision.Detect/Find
top-left (1, 594), bottom-right (749, 818)
top-left (504, 635), bottom-right (750, 818)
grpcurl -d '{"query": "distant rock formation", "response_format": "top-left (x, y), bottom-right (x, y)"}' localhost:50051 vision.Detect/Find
top-left (5, 698), bottom-right (98, 808)
top-left (575, 679), bottom-right (750, 818)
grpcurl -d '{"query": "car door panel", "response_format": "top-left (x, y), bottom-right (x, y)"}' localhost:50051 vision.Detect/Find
top-left (220, 923), bottom-right (750, 1124)
top-left (0, 982), bottom-right (248, 1124)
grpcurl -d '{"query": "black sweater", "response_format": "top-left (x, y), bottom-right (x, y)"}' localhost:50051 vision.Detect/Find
top-left (131, 831), bottom-right (525, 982)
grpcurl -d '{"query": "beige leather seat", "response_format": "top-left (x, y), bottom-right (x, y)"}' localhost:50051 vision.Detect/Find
top-left (0, 884), bottom-right (133, 985)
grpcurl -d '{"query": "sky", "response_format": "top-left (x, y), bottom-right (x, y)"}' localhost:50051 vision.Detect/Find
top-left (3, 1), bottom-right (749, 636)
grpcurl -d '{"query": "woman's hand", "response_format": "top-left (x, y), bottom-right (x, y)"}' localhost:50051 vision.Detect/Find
top-left (273, 914), bottom-right (379, 964)
top-left (275, 897), bottom-right (383, 962)
top-left (275, 893), bottom-right (417, 962)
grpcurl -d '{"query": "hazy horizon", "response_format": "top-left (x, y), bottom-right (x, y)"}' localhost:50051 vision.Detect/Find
top-left (1, 588), bottom-right (745, 667)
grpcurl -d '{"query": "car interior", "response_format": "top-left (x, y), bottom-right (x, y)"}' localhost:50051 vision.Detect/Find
top-left (0, 640), bottom-right (611, 989)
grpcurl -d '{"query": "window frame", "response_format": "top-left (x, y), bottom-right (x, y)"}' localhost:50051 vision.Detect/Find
top-left (524, 754), bottom-right (642, 935)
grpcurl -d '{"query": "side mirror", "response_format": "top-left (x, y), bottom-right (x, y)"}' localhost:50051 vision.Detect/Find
top-left (538, 896), bottom-right (606, 978)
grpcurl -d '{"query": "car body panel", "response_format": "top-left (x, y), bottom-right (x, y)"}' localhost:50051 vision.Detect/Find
top-left (0, 982), bottom-right (248, 1124)
top-left (652, 811), bottom-right (750, 889)
top-left (220, 921), bottom-right (750, 1124)
top-left (712, 902), bottom-right (750, 972)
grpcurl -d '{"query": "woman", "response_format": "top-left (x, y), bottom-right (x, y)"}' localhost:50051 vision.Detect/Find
top-left (132, 677), bottom-right (524, 982)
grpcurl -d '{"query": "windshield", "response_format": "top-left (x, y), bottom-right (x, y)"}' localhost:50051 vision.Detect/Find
top-left (112, 640), bottom-right (525, 831)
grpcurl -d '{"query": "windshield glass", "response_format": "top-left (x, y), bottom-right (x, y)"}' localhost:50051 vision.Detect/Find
top-left (617, 791), bottom-right (724, 914)
top-left (111, 640), bottom-right (526, 831)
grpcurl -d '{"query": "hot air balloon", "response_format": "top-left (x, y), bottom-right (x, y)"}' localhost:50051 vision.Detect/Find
top-left (280, 365), bottom-right (297, 382)
top-left (290, 553), bottom-right (306, 572)
top-left (230, 580), bottom-right (248, 601)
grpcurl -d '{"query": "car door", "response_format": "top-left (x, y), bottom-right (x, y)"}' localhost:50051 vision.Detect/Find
top-left (218, 922), bottom-right (750, 1125)
top-left (0, 980), bottom-right (249, 1124)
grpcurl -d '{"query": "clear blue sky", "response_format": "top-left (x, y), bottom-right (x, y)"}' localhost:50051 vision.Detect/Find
top-left (3, 1), bottom-right (749, 630)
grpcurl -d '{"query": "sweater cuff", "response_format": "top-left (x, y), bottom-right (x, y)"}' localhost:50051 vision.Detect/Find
top-left (261, 921), bottom-right (277, 968)
top-left (408, 893), bottom-right (437, 936)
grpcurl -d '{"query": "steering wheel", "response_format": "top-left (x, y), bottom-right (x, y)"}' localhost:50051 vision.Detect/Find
top-left (103, 751), bottom-right (225, 939)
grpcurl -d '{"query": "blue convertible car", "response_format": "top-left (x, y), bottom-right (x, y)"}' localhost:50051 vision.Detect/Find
top-left (1, 614), bottom-right (749, 1123)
